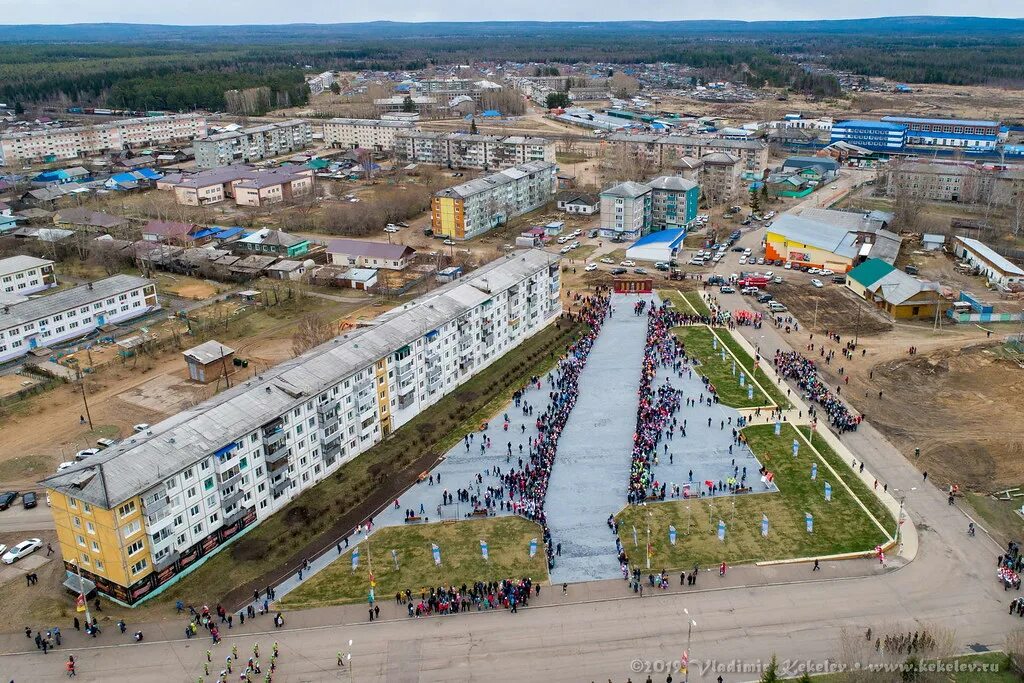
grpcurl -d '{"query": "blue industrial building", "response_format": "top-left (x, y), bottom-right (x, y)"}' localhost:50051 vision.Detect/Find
top-left (879, 116), bottom-right (1001, 149)
top-left (830, 120), bottom-right (907, 151)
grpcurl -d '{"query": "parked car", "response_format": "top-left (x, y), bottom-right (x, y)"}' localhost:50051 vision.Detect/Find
top-left (383, 226), bottom-right (399, 233)
top-left (740, 286), bottom-right (760, 295)
top-left (75, 448), bottom-right (100, 461)
top-left (133, 424), bottom-right (150, 433)
top-left (0, 544), bottom-right (5, 556)
top-left (443, 239), bottom-right (456, 246)
top-left (57, 461), bottom-right (75, 471)
top-left (2, 538), bottom-right (43, 564)
top-left (757, 293), bottom-right (774, 303)
top-left (611, 267), bottom-right (627, 275)
top-left (768, 302), bottom-right (788, 312)
top-left (807, 267), bottom-right (820, 275)
top-left (634, 268), bottom-right (648, 275)
top-left (774, 277), bottom-right (784, 284)
top-left (731, 246), bottom-right (745, 253)
top-left (560, 246), bottom-right (572, 254)
top-left (22, 492), bottom-right (37, 509)
top-left (655, 262), bottom-right (670, 271)
top-left (783, 263), bottom-right (792, 270)
top-left (820, 269), bottom-right (835, 276)
top-left (96, 438), bottom-right (116, 449)
top-left (832, 276), bottom-right (846, 284)
top-left (620, 260), bottom-right (636, 267)
top-left (811, 278), bottom-right (824, 288)
top-left (720, 285), bottom-right (736, 294)
top-left (599, 257), bottom-right (615, 264)
top-left (396, 221), bottom-right (409, 228)
top-left (584, 263), bottom-right (597, 272)
top-left (0, 491), bottom-right (18, 510)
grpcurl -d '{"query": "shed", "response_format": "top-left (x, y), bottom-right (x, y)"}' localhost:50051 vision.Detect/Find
top-left (183, 340), bottom-right (236, 384)
top-left (922, 234), bottom-right (945, 251)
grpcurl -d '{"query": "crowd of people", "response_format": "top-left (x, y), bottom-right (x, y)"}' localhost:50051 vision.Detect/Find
top-left (491, 289), bottom-right (612, 568)
top-left (398, 578), bottom-right (536, 617)
top-left (628, 302), bottom-right (685, 504)
top-left (773, 350), bottom-right (861, 432)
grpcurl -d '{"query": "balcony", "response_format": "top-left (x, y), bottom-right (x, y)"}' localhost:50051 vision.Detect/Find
top-left (153, 550), bottom-right (180, 572)
top-left (271, 477), bottom-right (292, 497)
top-left (316, 399), bottom-right (340, 416)
top-left (223, 506), bottom-right (250, 527)
top-left (220, 487), bottom-right (245, 509)
top-left (482, 333), bottom-right (494, 346)
top-left (262, 427), bottom-right (286, 447)
top-left (265, 444), bottom-right (290, 468)
top-left (146, 508), bottom-right (174, 534)
top-left (218, 470), bottom-right (242, 489)
top-left (323, 440), bottom-right (342, 460)
top-left (142, 491), bottom-right (170, 516)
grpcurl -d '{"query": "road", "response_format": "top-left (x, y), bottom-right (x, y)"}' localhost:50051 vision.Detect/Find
top-left (0, 503), bottom-right (54, 533)
top-left (1, 172), bottom-right (1014, 681)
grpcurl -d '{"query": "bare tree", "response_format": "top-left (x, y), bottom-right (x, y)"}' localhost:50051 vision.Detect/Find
top-left (291, 314), bottom-right (337, 357)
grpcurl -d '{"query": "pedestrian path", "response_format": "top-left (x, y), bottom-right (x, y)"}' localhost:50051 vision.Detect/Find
top-left (545, 293), bottom-right (653, 583)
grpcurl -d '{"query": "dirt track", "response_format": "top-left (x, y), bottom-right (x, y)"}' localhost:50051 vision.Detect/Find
top-left (769, 282), bottom-right (893, 336)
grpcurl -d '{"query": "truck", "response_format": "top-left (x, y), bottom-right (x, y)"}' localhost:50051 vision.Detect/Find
top-left (737, 275), bottom-right (771, 288)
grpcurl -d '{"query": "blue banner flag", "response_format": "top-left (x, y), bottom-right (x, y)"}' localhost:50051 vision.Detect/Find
top-left (480, 540), bottom-right (489, 561)
top-left (717, 519), bottom-right (726, 541)
top-left (774, 420), bottom-right (781, 436)
top-left (824, 482), bottom-right (832, 501)
top-left (431, 543), bottom-right (441, 566)
top-left (761, 514), bottom-right (769, 537)
top-left (351, 546), bottom-right (360, 571)
top-left (806, 513), bottom-right (814, 533)
top-left (529, 538), bottom-right (538, 557)
top-left (669, 525), bottom-right (677, 545)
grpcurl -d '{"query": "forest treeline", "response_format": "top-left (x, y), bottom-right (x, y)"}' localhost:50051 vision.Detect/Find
top-left (1, 30), bottom-right (1021, 111)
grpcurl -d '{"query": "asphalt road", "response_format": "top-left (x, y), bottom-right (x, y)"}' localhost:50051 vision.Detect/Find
top-left (0, 503), bottom-right (54, 533)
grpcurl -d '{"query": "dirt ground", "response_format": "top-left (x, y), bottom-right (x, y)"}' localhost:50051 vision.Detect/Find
top-left (770, 281), bottom-right (893, 336)
top-left (845, 342), bottom-right (1024, 492)
top-left (154, 274), bottom-right (225, 301)
top-left (0, 373), bottom-right (42, 400)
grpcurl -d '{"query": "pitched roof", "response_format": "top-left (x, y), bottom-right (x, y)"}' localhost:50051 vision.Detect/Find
top-left (143, 220), bottom-right (196, 238)
top-left (0, 255), bottom-right (52, 277)
top-left (56, 208), bottom-right (128, 229)
top-left (0, 275), bottom-right (152, 329)
top-left (646, 176), bottom-right (698, 192)
top-left (601, 181), bottom-right (651, 199)
top-left (955, 236), bottom-right (1024, 276)
top-left (326, 238), bottom-right (415, 261)
top-left (868, 269), bottom-right (941, 305)
top-left (183, 340), bottom-right (234, 365)
top-left (769, 214), bottom-right (860, 259)
top-left (847, 258), bottom-right (895, 288)
top-left (238, 228), bottom-right (306, 249)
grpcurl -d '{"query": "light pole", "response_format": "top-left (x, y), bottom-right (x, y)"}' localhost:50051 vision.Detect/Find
top-left (71, 559), bottom-right (92, 627)
top-left (683, 608), bottom-right (696, 683)
top-left (895, 496), bottom-right (905, 545)
top-left (346, 639), bottom-right (354, 682)
top-left (646, 511), bottom-right (652, 570)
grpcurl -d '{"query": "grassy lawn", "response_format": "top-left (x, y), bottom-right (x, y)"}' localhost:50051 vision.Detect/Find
top-left (712, 328), bottom-right (792, 409)
top-left (606, 248), bottom-right (628, 263)
top-left (615, 424), bottom-right (890, 568)
top-left (811, 652), bottom-right (1017, 682)
top-left (0, 454), bottom-right (55, 482)
top-left (672, 326), bottom-right (773, 408)
top-left (144, 320), bottom-right (584, 610)
top-left (965, 492), bottom-right (1024, 548)
top-left (683, 291), bottom-right (711, 317)
top-left (280, 517), bottom-right (547, 608)
top-left (571, 244), bottom-right (598, 261)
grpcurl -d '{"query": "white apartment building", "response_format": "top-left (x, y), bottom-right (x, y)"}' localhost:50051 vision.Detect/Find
top-left (194, 120), bottom-right (314, 169)
top-left (0, 255), bottom-right (57, 301)
top-left (41, 250), bottom-right (561, 603)
top-left (432, 161), bottom-right (557, 240)
top-left (306, 71), bottom-right (335, 96)
top-left (0, 275), bottom-right (158, 363)
top-left (396, 131), bottom-right (556, 170)
top-left (599, 181), bottom-right (653, 240)
top-left (0, 114), bottom-right (208, 166)
top-left (607, 132), bottom-right (768, 171)
top-left (322, 118), bottom-right (416, 152)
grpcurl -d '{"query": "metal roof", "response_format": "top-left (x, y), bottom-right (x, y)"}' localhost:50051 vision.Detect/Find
top-left (183, 340), bottom-right (234, 365)
top-left (40, 249), bottom-right (556, 508)
top-left (0, 255), bottom-right (52, 277)
top-left (881, 115), bottom-right (999, 128)
top-left (956, 236), bottom-right (1024, 276)
top-left (601, 181), bottom-right (651, 198)
top-left (0, 274), bottom-right (152, 330)
top-left (868, 269), bottom-right (941, 306)
top-left (646, 176), bottom-right (698, 192)
top-left (326, 238), bottom-right (415, 260)
top-left (769, 214), bottom-right (860, 259)
top-left (846, 258), bottom-right (895, 288)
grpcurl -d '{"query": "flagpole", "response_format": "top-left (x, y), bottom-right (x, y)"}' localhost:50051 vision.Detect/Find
top-left (72, 559), bottom-right (92, 626)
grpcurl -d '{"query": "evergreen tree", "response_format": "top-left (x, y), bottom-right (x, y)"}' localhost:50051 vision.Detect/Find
top-left (545, 92), bottom-right (570, 109)
top-left (470, 118), bottom-right (478, 134)
top-left (401, 95), bottom-right (416, 113)
top-left (14, 101), bottom-right (24, 115)
top-left (760, 655), bottom-right (779, 683)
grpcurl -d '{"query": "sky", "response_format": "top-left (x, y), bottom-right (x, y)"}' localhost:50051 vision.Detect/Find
top-left (0, 0), bottom-right (1019, 24)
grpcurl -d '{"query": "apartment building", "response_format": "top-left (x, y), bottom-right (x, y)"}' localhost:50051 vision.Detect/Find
top-left (0, 114), bottom-right (208, 166)
top-left (193, 120), bottom-right (313, 169)
top-left (829, 120), bottom-right (907, 152)
top-left (374, 96), bottom-right (439, 117)
top-left (882, 160), bottom-right (1024, 206)
top-left (600, 181), bottom-right (652, 240)
top-left (647, 176), bottom-right (700, 230)
top-left (880, 116), bottom-right (1002, 149)
top-left (0, 275), bottom-right (157, 363)
top-left (327, 239), bottom-right (417, 270)
top-left (322, 118), bottom-right (416, 152)
top-left (0, 255), bottom-right (57, 300)
top-left (432, 161), bottom-right (557, 240)
top-left (396, 132), bottom-right (556, 170)
top-left (606, 133), bottom-right (768, 172)
top-left (41, 250), bottom-right (561, 604)
top-left (306, 71), bottom-right (335, 96)
top-left (699, 152), bottom-right (741, 205)
top-left (163, 165), bottom-right (314, 206)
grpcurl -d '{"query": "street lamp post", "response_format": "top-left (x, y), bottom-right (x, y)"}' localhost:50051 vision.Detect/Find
top-left (683, 608), bottom-right (696, 683)
top-left (346, 639), bottom-right (354, 682)
top-left (71, 559), bottom-right (92, 626)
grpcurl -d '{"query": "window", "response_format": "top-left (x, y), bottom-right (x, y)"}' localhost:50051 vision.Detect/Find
top-left (76, 534), bottom-right (85, 546)
top-left (68, 497), bottom-right (78, 509)
top-left (90, 541), bottom-right (100, 553)
top-left (73, 516), bottom-right (81, 528)
top-left (204, 477), bottom-right (214, 491)
top-left (86, 521), bottom-right (95, 534)
top-left (208, 513), bottom-right (219, 525)
top-left (189, 504), bottom-right (200, 517)
top-left (122, 519), bottom-right (141, 538)
top-left (82, 503), bottom-right (92, 514)
top-left (118, 501), bottom-right (136, 518)
top-left (130, 559), bottom-right (148, 575)
top-left (80, 553), bottom-right (90, 565)
top-left (126, 539), bottom-right (145, 556)
top-left (95, 560), bottom-right (104, 572)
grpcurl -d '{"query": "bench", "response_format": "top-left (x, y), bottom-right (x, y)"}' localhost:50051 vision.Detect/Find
top-left (404, 516), bottom-right (424, 524)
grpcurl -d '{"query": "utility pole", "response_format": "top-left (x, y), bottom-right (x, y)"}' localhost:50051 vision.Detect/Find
top-left (79, 373), bottom-right (94, 431)
top-left (683, 608), bottom-right (696, 683)
top-left (72, 559), bottom-right (93, 627)
top-left (220, 344), bottom-right (232, 389)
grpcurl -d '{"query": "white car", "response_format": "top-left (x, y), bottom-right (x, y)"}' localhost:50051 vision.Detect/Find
top-left (773, 277), bottom-right (784, 284)
top-left (783, 263), bottom-right (792, 270)
top-left (819, 269), bottom-right (835, 276)
top-left (75, 448), bottom-right (100, 460)
top-left (443, 239), bottom-right (456, 246)
top-left (383, 226), bottom-right (399, 234)
top-left (560, 246), bottom-right (572, 254)
top-left (570, 229), bottom-right (582, 238)
top-left (2, 538), bottom-right (43, 564)
top-left (599, 257), bottom-right (615, 265)
top-left (811, 279), bottom-right (824, 288)
top-left (738, 257), bottom-right (747, 265)
top-left (743, 248), bottom-right (752, 255)
top-left (557, 237), bottom-right (569, 244)
top-left (584, 263), bottom-right (598, 272)
top-left (757, 257), bottom-right (765, 265)
top-left (620, 260), bottom-right (636, 267)
top-left (807, 267), bottom-right (820, 275)
top-left (764, 271), bottom-right (774, 279)
top-left (571, 241), bottom-right (581, 249)
top-left (57, 461), bottom-right (75, 471)
top-left (133, 424), bottom-right (151, 433)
